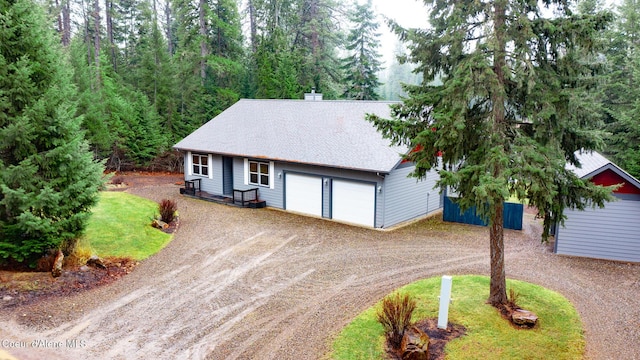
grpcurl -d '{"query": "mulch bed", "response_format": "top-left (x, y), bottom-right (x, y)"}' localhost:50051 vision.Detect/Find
top-left (386, 318), bottom-right (467, 360)
top-left (0, 258), bottom-right (137, 309)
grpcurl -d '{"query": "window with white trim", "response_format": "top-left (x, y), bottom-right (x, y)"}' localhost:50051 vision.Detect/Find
top-left (249, 160), bottom-right (270, 187)
top-left (192, 154), bottom-right (209, 176)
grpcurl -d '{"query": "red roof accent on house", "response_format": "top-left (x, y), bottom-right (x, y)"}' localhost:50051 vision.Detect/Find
top-left (591, 169), bottom-right (640, 194)
top-left (401, 144), bottom-right (442, 164)
top-left (401, 144), bottom-right (424, 164)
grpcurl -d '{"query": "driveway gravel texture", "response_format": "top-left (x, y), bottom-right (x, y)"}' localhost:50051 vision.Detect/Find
top-left (0, 177), bottom-right (639, 360)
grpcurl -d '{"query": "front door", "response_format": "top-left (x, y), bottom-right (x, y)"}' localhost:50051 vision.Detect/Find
top-left (222, 157), bottom-right (233, 196)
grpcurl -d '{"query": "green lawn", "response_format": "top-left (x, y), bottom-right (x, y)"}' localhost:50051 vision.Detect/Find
top-left (330, 275), bottom-right (584, 360)
top-left (82, 192), bottom-right (173, 260)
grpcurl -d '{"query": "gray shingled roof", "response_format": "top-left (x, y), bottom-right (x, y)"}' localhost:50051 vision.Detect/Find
top-left (173, 99), bottom-right (406, 173)
top-left (569, 150), bottom-right (640, 189)
top-left (568, 150), bottom-right (612, 178)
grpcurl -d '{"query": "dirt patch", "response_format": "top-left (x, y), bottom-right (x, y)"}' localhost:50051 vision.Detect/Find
top-left (105, 171), bottom-right (183, 189)
top-left (0, 258), bottom-right (137, 309)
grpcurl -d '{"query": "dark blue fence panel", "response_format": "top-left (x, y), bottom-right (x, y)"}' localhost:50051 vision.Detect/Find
top-left (503, 202), bottom-right (524, 230)
top-left (443, 197), bottom-right (523, 230)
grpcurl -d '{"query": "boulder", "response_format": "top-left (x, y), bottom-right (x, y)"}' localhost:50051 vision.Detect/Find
top-left (51, 250), bottom-right (64, 278)
top-left (400, 326), bottom-right (430, 360)
top-left (511, 309), bottom-right (538, 328)
top-left (86, 255), bottom-right (106, 269)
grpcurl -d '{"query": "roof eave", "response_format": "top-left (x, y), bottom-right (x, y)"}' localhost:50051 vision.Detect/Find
top-left (172, 147), bottom-right (394, 174)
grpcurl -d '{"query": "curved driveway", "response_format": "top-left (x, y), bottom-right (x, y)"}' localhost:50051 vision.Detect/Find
top-left (1, 182), bottom-right (638, 359)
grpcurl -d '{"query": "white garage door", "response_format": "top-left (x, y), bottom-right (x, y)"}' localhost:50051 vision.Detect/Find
top-left (285, 173), bottom-right (322, 217)
top-left (332, 180), bottom-right (375, 227)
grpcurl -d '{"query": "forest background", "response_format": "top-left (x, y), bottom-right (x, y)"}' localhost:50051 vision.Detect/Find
top-left (34, 0), bottom-right (640, 178)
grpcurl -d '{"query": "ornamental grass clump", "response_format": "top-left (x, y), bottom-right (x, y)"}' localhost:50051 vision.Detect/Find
top-left (376, 292), bottom-right (416, 350)
top-left (158, 199), bottom-right (178, 223)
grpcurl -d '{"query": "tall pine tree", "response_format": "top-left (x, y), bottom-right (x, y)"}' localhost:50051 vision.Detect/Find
top-left (370, 0), bottom-right (613, 306)
top-left (0, 0), bottom-right (104, 264)
top-left (602, 0), bottom-right (640, 178)
top-left (341, 0), bottom-right (382, 100)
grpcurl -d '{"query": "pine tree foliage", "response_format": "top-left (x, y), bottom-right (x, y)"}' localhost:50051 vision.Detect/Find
top-left (369, 0), bottom-right (614, 306)
top-left (294, 0), bottom-right (343, 98)
top-left (0, 0), bottom-right (104, 264)
top-left (602, 0), bottom-right (640, 178)
top-left (341, 0), bottom-right (382, 100)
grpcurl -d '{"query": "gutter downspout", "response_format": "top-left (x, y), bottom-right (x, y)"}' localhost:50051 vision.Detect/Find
top-left (377, 172), bottom-right (385, 228)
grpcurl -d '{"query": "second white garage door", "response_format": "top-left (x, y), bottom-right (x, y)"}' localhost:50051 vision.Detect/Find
top-left (285, 173), bottom-right (323, 217)
top-left (332, 179), bottom-right (375, 227)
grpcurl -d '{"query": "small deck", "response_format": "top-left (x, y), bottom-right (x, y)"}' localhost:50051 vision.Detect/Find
top-left (179, 179), bottom-right (266, 208)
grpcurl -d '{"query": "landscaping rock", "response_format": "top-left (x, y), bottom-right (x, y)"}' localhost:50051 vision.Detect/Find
top-left (400, 326), bottom-right (430, 360)
top-left (80, 265), bottom-right (91, 272)
top-left (511, 309), bottom-right (538, 328)
top-left (51, 250), bottom-right (64, 278)
top-left (152, 219), bottom-right (169, 229)
top-left (87, 255), bottom-right (106, 269)
top-left (3, 296), bottom-right (13, 301)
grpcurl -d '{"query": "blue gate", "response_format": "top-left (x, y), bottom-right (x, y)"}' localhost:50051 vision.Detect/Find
top-left (443, 197), bottom-right (523, 230)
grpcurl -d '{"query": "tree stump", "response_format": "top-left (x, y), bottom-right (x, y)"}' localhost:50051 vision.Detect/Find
top-left (51, 250), bottom-right (64, 278)
top-left (400, 326), bottom-right (430, 360)
top-left (152, 219), bottom-right (169, 229)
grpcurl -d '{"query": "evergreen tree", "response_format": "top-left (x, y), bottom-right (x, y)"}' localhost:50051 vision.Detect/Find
top-left (207, 0), bottom-right (244, 114)
top-left (294, 0), bottom-right (343, 98)
top-left (341, 0), bottom-right (382, 100)
top-left (602, 0), bottom-right (640, 178)
top-left (254, 30), bottom-right (300, 98)
top-left (0, 0), bottom-right (104, 264)
top-left (370, 0), bottom-right (613, 306)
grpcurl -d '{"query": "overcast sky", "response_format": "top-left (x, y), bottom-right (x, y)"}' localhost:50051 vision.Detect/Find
top-left (366, 0), bottom-right (429, 65)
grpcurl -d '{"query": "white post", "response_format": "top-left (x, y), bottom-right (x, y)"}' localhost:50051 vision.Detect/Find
top-left (437, 275), bottom-right (453, 329)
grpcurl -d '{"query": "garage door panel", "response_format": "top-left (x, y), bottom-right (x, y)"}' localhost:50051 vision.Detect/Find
top-left (285, 174), bottom-right (322, 217)
top-left (332, 180), bottom-right (375, 227)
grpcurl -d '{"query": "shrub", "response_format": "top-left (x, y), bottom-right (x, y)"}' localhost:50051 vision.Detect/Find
top-left (376, 292), bottom-right (416, 350)
top-left (158, 199), bottom-right (178, 223)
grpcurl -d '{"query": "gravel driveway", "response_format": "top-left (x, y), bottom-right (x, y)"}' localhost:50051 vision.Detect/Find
top-left (1, 180), bottom-right (638, 359)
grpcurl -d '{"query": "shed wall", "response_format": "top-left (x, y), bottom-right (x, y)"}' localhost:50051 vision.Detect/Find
top-left (556, 199), bottom-right (640, 262)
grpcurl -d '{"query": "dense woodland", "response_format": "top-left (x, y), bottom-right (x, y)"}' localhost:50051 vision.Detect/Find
top-left (33, 0), bottom-right (391, 171)
top-left (24, 0), bottom-right (637, 178)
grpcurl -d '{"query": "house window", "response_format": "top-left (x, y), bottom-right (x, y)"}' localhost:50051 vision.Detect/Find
top-left (249, 161), bottom-right (269, 187)
top-left (192, 154), bottom-right (209, 176)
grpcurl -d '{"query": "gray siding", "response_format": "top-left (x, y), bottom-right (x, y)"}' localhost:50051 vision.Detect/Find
top-left (184, 152), bottom-right (223, 195)
top-left (556, 199), bottom-right (640, 262)
top-left (182, 153), bottom-right (446, 229)
top-left (382, 165), bottom-right (441, 228)
top-left (231, 158), bottom-right (284, 207)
